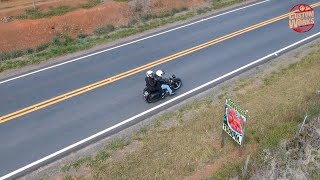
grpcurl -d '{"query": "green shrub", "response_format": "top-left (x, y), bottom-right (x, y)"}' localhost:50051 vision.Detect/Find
top-left (0, 53), bottom-right (11, 61)
top-left (77, 33), bottom-right (88, 39)
top-left (157, 12), bottom-right (170, 18)
top-left (25, 8), bottom-right (40, 15)
top-left (26, 48), bottom-right (34, 54)
top-left (79, 0), bottom-right (101, 9)
top-left (140, 13), bottom-right (155, 22)
top-left (171, 8), bottom-right (179, 14)
top-left (25, 8), bottom-right (43, 18)
top-left (180, 7), bottom-right (188, 11)
top-left (94, 25), bottom-right (115, 36)
top-left (45, 6), bottom-right (75, 17)
top-left (119, 25), bottom-right (130, 28)
top-left (128, 19), bottom-right (138, 26)
top-left (15, 14), bottom-right (28, 19)
top-left (10, 50), bottom-right (24, 58)
top-left (61, 33), bottom-right (73, 46)
top-left (157, 7), bottom-right (186, 19)
top-left (36, 44), bottom-right (49, 52)
top-left (166, 10), bottom-right (175, 17)
top-left (52, 37), bottom-right (61, 46)
top-left (197, 8), bottom-right (206, 14)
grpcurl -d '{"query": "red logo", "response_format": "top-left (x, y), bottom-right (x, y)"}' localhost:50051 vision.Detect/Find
top-left (289, 4), bottom-right (315, 33)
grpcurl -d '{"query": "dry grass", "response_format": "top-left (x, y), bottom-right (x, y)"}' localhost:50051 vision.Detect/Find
top-left (59, 45), bottom-right (320, 179)
top-left (212, 47), bottom-right (320, 179)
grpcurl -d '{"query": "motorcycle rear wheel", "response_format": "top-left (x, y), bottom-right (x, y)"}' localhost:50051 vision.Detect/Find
top-left (143, 91), bottom-right (153, 103)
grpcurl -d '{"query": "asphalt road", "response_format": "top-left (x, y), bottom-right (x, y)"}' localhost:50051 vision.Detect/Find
top-left (0, 0), bottom-right (319, 177)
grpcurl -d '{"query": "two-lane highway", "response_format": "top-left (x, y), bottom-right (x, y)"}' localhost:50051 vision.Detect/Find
top-left (1, 0), bottom-right (320, 178)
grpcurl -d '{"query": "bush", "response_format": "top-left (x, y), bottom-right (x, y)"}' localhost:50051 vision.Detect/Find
top-left (197, 8), bottom-right (206, 14)
top-left (140, 13), bottom-right (154, 22)
top-left (36, 44), bottom-right (49, 52)
top-left (26, 48), bottom-right (34, 54)
top-left (61, 33), bottom-right (73, 46)
top-left (180, 7), bottom-right (188, 11)
top-left (10, 50), bottom-right (24, 58)
top-left (16, 14), bottom-right (28, 19)
top-left (25, 8), bottom-right (40, 15)
top-left (119, 25), bottom-right (130, 28)
top-left (94, 25), bottom-right (115, 36)
top-left (196, 7), bottom-right (211, 14)
top-left (25, 8), bottom-right (43, 18)
top-left (171, 8), bottom-right (179, 14)
top-left (79, 0), bottom-right (101, 9)
top-left (45, 6), bottom-right (75, 17)
top-left (77, 33), bottom-right (88, 39)
top-left (128, 19), bottom-right (138, 27)
top-left (0, 53), bottom-right (11, 61)
top-left (52, 37), bottom-right (61, 46)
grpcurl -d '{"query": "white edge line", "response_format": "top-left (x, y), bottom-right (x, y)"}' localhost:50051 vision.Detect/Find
top-left (0, 0), bottom-right (271, 85)
top-left (1, 31), bottom-right (319, 180)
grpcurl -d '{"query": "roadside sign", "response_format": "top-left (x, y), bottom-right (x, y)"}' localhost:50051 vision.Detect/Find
top-left (222, 98), bottom-right (248, 145)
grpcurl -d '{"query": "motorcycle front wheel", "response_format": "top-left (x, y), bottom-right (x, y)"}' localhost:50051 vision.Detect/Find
top-left (171, 78), bottom-right (182, 90)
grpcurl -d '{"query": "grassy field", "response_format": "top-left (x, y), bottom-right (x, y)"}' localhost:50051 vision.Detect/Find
top-left (0, 0), bottom-right (249, 73)
top-left (49, 42), bottom-right (320, 180)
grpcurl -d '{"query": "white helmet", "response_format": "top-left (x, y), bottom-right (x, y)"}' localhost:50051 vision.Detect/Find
top-left (146, 70), bottom-right (154, 77)
top-left (156, 70), bottom-right (164, 77)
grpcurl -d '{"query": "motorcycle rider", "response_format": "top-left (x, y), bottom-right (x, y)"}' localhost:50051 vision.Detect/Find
top-left (155, 70), bottom-right (174, 95)
top-left (145, 70), bottom-right (159, 93)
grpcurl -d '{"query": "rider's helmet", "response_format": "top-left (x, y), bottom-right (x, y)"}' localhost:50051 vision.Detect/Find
top-left (146, 70), bottom-right (154, 78)
top-left (156, 70), bottom-right (164, 77)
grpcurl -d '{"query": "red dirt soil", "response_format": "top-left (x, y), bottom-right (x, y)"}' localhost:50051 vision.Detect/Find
top-left (0, 0), bottom-right (205, 53)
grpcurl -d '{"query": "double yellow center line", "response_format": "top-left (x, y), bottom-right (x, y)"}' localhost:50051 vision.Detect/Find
top-left (1, 2), bottom-right (320, 123)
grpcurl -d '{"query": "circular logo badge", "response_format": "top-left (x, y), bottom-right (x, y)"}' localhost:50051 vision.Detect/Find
top-left (289, 4), bottom-right (315, 33)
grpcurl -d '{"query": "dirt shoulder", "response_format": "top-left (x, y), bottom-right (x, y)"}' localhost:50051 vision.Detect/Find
top-left (20, 37), bottom-right (320, 179)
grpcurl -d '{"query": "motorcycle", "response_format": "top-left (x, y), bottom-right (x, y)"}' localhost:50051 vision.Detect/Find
top-left (143, 74), bottom-right (182, 103)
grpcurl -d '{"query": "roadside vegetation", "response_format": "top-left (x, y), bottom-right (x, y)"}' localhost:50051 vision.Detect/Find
top-left (15, 0), bottom-right (102, 20)
top-left (42, 42), bottom-right (320, 179)
top-left (0, 0), bottom-right (247, 73)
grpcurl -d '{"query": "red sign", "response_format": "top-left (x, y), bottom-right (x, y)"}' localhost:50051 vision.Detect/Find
top-left (289, 4), bottom-right (314, 33)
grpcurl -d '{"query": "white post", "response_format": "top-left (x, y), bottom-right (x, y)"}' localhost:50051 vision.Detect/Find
top-left (239, 110), bottom-right (248, 156)
top-left (32, 0), bottom-right (36, 9)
